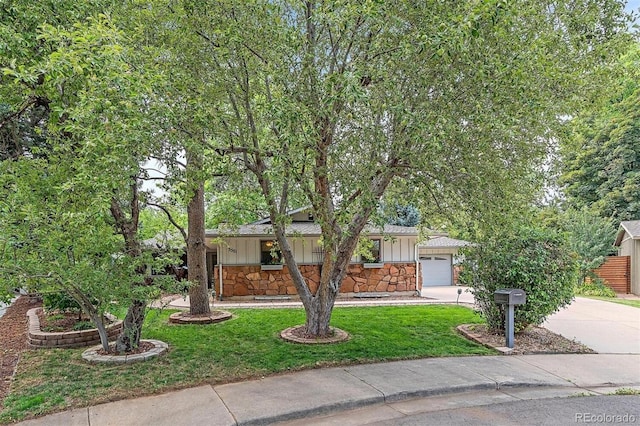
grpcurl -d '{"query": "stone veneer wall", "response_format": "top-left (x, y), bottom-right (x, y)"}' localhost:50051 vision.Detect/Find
top-left (217, 263), bottom-right (416, 297)
top-left (27, 308), bottom-right (123, 349)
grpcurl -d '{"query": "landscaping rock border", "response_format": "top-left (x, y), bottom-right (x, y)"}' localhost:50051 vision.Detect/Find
top-left (27, 307), bottom-right (123, 349)
top-left (82, 339), bottom-right (168, 364)
top-left (280, 325), bottom-right (350, 344)
top-left (168, 310), bottom-right (233, 324)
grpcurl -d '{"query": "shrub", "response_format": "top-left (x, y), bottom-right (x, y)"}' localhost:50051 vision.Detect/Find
top-left (459, 225), bottom-right (577, 332)
top-left (42, 292), bottom-right (82, 315)
top-left (575, 278), bottom-right (617, 297)
top-left (72, 321), bottom-right (95, 331)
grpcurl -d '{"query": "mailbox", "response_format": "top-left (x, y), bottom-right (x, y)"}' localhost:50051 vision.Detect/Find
top-left (494, 289), bottom-right (526, 306)
top-left (494, 288), bottom-right (526, 349)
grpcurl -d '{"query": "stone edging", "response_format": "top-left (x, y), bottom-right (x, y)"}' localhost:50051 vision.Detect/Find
top-left (456, 325), bottom-right (513, 355)
top-left (168, 311), bottom-right (233, 324)
top-left (27, 308), bottom-right (123, 349)
top-left (280, 325), bottom-right (350, 344)
top-left (82, 339), bottom-right (168, 364)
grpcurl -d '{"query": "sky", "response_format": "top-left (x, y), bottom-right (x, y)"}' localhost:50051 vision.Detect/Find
top-left (627, 0), bottom-right (640, 20)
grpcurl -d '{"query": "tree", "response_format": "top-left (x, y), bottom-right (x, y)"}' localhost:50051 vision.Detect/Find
top-left (458, 225), bottom-right (577, 332)
top-left (381, 203), bottom-right (421, 228)
top-left (560, 44), bottom-right (640, 223)
top-left (0, 9), bottom-right (176, 351)
top-left (561, 208), bottom-right (617, 284)
top-left (123, 1), bottom-right (244, 317)
top-left (172, 0), bottom-right (631, 337)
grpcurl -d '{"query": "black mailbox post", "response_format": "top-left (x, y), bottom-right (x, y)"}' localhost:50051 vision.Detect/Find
top-left (494, 289), bottom-right (526, 348)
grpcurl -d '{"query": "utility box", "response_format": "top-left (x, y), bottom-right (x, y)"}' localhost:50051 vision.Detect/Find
top-left (494, 288), bottom-right (526, 306)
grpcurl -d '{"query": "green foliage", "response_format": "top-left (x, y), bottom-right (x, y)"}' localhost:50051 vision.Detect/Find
top-left (560, 45), bottom-right (640, 223)
top-left (154, 0), bottom-right (632, 334)
top-left (0, 8), bottom-right (175, 347)
top-left (381, 203), bottom-right (421, 227)
top-left (459, 225), bottom-right (577, 332)
top-left (575, 279), bottom-right (617, 297)
top-left (561, 208), bottom-right (617, 283)
top-left (354, 238), bottom-right (379, 263)
top-left (72, 321), bottom-right (95, 331)
top-left (42, 292), bottom-right (82, 314)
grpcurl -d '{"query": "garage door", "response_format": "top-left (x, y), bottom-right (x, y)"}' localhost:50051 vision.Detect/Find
top-left (420, 255), bottom-right (452, 287)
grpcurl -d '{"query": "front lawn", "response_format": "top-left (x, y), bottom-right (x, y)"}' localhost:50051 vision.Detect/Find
top-left (1, 305), bottom-right (492, 423)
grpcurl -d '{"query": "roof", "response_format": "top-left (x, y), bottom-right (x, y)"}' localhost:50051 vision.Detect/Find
top-left (614, 220), bottom-right (640, 246)
top-left (207, 223), bottom-right (420, 238)
top-left (418, 236), bottom-right (470, 249)
top-left (250, 206), bottom-right (310, 225)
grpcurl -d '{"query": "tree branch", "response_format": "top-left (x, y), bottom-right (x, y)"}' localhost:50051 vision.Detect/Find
top-left (147, 202), bottom-right (188, 243)
top-left (0, 96), bottom-right (49, 129)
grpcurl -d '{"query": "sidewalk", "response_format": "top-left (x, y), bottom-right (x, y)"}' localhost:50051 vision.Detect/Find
top-left (17, 354), bottom-right (640, 426)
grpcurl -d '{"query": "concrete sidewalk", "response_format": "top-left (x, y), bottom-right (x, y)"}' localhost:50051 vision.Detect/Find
top-left (17, 354), bottom-right (640, 426)
top-left (544, 297), bottom-right (640, 354)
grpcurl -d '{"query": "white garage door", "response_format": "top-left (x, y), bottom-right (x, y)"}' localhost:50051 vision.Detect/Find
top-left (420, 255), bottom-right (452, 287)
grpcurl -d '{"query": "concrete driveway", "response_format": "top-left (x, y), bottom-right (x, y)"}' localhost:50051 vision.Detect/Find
top-left (543, 297), bottom-right (640, 354)
top-left (421, 287), bottom-right (640, 354)
top-left (419, 285), bottom-right (475, 304)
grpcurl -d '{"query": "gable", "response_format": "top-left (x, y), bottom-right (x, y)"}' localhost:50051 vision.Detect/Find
top-left (615, 220), bottom-right (640, 246)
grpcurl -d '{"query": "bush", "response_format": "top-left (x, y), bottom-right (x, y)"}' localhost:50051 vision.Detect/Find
top-left (42, 292), bottom-right (82, 314)
top-left (459, 225), bottom-right (577, 332)
top-left (575, 278), bottom-right (617, 297)
top-left (72, 321), bottom-right (95, 331)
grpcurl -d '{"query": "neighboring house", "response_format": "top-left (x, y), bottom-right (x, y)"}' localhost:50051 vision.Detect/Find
top-left (614, 220), bottom-right (640, 296)
top-left (204, 208), bottom-right (468, 299)
top-left (417, 236), bottom-right (470, 288)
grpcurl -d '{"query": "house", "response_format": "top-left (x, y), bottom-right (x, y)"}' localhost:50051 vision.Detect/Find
top-left (614, 220), bottom-right (640, 295)
top-left (203, 208), bottom-right (468, 299)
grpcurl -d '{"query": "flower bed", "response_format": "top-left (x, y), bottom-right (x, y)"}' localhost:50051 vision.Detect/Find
top-left (27, 307), bottom-right (123, 349)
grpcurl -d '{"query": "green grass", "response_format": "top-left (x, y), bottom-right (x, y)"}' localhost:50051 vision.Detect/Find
top-left (582, 296), bottom-right (640, 309)
top-left (0, 305), bottom-right (492, 423)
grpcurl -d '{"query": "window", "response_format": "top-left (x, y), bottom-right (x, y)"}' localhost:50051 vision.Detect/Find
top-left (362, 238), bottom-right (381, 263)
top-left (260, 240), bottom-right (282, 265)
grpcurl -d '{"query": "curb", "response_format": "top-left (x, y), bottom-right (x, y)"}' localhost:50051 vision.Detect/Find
top-left (237, 381), bottom-right (565, 425)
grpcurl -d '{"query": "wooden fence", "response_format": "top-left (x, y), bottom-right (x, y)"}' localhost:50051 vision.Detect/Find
top-left (592, 256), bottom-right (630, 293)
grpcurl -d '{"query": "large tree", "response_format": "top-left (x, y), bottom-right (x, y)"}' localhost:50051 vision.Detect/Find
top-left (171, 0), bottom-right (631, 337)
top-left (560, 44), bottom-right (640, 223)
top-left (0, 7), bottom-right (175, 351)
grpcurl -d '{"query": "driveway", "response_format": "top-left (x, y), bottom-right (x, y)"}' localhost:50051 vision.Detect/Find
top-left (421, 288), bottom-right (640, 354)
top-left (543, 297), bottom-right (640, 354)
top-left (419, 285), bottom-right (475, 304)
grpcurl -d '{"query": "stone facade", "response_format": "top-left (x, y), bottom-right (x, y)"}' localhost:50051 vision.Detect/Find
top-left (216, 263), bottom-right (416, 298)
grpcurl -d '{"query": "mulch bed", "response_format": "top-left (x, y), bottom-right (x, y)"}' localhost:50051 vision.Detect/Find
top-left (36, 309), bottom-right (113, 333)
top-left (0, 296), bottom-right (41, 409)
top-left (280, 325), bottom-right (351, 344)
top-left (97, 341), bottom-right (156, 356)
top-left (458, 324), bottom-right (596, 354)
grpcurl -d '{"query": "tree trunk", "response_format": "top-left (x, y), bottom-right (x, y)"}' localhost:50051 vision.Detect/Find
top-left (109, 184), bottom-right (149, 352)
top-left (115, 299), bottom-right (146, 352)
top-left (186, 170), bottom-right (211, 316)
top-left (304, 284), bottom-right (337, 337)
top-left (94, 319), bottom-right (110, 352)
